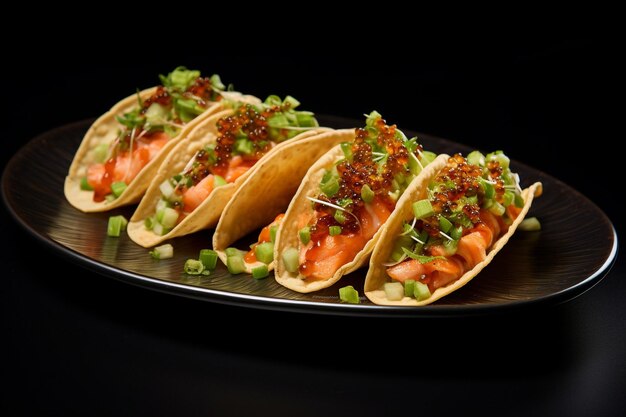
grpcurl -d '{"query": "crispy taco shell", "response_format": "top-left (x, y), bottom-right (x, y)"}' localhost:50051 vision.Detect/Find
top-left (128, 116), bottom-right (331, 248)
top-left (273, 150), bottom-right (450, 293)
top-left (212, 128), bottom-right (350, 273)
top-left (64, 89), bottom-right (255, 212)
top-left (364, 162), bottom-right (543, 305)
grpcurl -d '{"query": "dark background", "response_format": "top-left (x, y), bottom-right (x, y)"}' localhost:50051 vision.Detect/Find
top-left (2, 32), bottom-right (623, 416)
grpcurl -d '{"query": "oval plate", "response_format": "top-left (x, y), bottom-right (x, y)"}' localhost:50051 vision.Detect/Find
top-left (1, 116), bottom-right (618, 317)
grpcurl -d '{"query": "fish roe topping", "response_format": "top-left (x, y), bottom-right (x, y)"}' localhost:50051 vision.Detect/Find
top-left (140, 86), bottom-right (172, 112)
top-left (209, 104), bottom-right (279, 178)
top-left (419, 154), bottom-right (505, 236)
top-left (184, 76), bottom-right (222, 105)
top-left (309, 115), bottom-right (422, 237)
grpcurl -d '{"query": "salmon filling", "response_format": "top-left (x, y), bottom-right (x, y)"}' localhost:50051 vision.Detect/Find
top-left (384, 152), bottom-right (526, 299)
top-left (292, 111), bottom-right (437, 281)
top-left (145, 96), bottom-right (319, 236)
top-left (83, 67), bottom-right (225, 202)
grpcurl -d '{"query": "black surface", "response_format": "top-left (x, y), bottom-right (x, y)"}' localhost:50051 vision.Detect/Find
top-left (2, 118), bottom-right (617, 317)
top-left (3, 35), bottom-right (623, 416)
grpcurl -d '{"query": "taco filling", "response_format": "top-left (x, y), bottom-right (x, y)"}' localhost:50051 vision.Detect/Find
top-left (145, 96), bottom-right (318, 236)
top-left (382, 151), bottom-right (526, 301)
top-left (243, 213), bottom-right (285, 264)
top-left (281, 111), bottom-right (437, 281)
top-left (83, 67), bottom-right (226, 202)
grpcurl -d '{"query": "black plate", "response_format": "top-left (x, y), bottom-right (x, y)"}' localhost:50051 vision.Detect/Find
top-left (1, 116), bottom-right (618, 317)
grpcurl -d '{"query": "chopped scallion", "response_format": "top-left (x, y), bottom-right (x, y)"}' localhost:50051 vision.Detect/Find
top-left (518, 217), bottom-right (541, 231)
top-left (404, 279), bottom-right (416, 297)
top-left (282, 247), bottom-right (299, 273)
top-left (150, 244), bottom-right (174, 260)
top-left (184, 259), bottom-right (204, 275)
top-left (413, 199), bottom-right (434, 220)
top-left (361, 184), bottom-right (375, 203)
top-left (80, 177), bottom-right (93, 191)
top-left (107, 215), bottom-right (128, 237)
top-left (339, 285), bottom-right (360, 304)
top-left (334, 210), bottom-right (346, 224)
top-left (340, 142), bottom-right (353, 161)
top-left (255, 242), bottom-right (274, 264)
top-left (214, 175), bottom-right (227, 187)
top-left (226, 256), bottom-right (245, 275)
top-left (384, 282), bottom-right (404, 301)
top-left (252, 265), bottom-right (269, 279)
top-left (299, 226), bottom-right (311, 244)
top-left (111, 181), bottom-right (127, 198)
top-left (329, 225), bottom-right (342, 236)
top-left (199, 249), bottom-right (218, 270)
top-left (414, 282), bottom-right (431, 301)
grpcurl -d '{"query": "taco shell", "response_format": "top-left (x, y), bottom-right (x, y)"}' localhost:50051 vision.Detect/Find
top-left (274, 149), bottom-right (450, 293)
top-left (128, 116), bottom-right (331, 248)
top-left (364, 164), bottom-right (543, 306)
top-left (64, 89), bottom-right (257, 213)
top-left (212, 128), bottom-right (350, 273)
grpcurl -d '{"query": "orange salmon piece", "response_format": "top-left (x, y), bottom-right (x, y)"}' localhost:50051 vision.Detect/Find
top-left (387, 259), bottom-right (426, 282)
top-left (301, 234), bottom-right (366, 281)
top-left (427, 257), bottom-right (464, 290)
top-left (182, 174), bottom-right (215, 213)
top-left (456, 232), bottom-right (488, 268)
top-left (113, 147), bottom-right (150, 183)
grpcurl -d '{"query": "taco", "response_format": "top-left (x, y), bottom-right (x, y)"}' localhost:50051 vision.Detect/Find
top-left (274, 111), bottom-right (443, 293)
top-left (212, 128), bottom-right (353, 275)
top-left (364, 151), bottom-right (543, 306)
top-left (64, 66), bottom-right (254, 212)
top-left (127, 95), bottom-right (326, 248)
